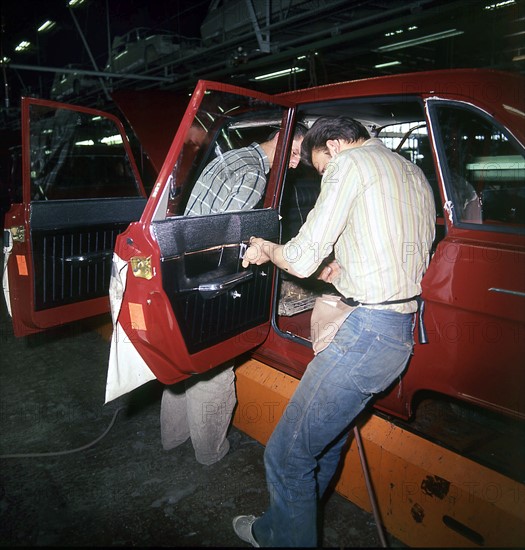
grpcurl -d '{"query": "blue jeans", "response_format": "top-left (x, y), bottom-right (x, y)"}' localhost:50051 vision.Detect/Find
top-left (252, 307), bottom-right (415, 547)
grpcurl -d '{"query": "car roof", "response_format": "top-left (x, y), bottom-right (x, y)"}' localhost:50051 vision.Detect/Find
top-left (278, 69), bottom-right (525, 143)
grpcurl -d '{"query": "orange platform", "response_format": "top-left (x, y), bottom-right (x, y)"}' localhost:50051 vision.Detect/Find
top-left (232, 359), bottom-right (525, 548)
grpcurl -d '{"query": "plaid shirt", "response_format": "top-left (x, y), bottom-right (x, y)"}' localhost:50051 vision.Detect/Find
top-left (283, 138), bottom-right (436, 313)
top-left (185, 143), bottom-right (270, 215)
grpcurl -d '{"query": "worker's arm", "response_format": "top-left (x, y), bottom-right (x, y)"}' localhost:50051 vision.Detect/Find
top-left (241, 237), bottom-right (305, 278)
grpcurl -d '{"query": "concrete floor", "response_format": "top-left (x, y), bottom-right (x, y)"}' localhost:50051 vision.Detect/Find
top-left (0, 295), bottom-right (404, 547)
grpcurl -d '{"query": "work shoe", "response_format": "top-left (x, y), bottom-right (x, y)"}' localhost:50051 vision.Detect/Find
top-left (232, 515), bottom-right (260, 547)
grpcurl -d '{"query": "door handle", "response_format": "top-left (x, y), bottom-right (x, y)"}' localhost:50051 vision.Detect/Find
top-left (488, 287), bottom-right (525, 298)
top-left (198, 270), bottom-right (253, 299)
top-left (62, 251), bottom-right (113, 264)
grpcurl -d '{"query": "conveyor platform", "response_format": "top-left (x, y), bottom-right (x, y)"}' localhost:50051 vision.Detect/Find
top-left (233, 359), bottom-right (525, 547)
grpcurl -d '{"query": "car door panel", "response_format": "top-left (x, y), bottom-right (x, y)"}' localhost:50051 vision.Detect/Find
top-left (106, 80), bottom-right (295, 400)
top-left (31, 197), bottom-right (146, 311)
top-left (3, 97), bottom-right (146, 337)
top-left (107, 209), bottom-right (280, 396)
top-left (153, 209), bottom-right (278, 353)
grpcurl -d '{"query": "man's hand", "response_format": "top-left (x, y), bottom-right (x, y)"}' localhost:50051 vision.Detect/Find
top-left (242, 237), bottom-right (272, 268)
top-left (318, 260), bottom-right (341, 283)
top-left (242, 236), bottom-right (305, 278)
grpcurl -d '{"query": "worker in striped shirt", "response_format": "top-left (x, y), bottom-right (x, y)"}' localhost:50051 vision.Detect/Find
top-left (234, 116), bottom-right (436, 547)
top-left (161, 125), bottom-right (306, 466)
top-left (184, 126), bottom-right (305, 215)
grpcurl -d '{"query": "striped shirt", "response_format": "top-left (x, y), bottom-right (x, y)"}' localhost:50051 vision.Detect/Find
top-left (283, 138), bottom-right (436, 313)
top-left (185, 143), bottom-right (270, 215)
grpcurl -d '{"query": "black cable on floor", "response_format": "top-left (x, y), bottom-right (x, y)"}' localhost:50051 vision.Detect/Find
top-left (0, 407), bottom-right (125, 459)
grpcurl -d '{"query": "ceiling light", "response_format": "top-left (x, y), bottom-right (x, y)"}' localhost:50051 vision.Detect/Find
top-left (101, 135), bottom-right (123, 145)
top-left (68, 0), bottom-right (86, 6)
top-left (512, 54), bottom-right (525, 62)
top-left (15, 41), bottom-right (31, 52)
top-left (252, 67), bottom-right (306, 81)
top-left (377, 29), bottom-right (464, 52)
top-left (385, 30), bottom-right (403, 37)
top-left (374, 61), bottom-right (401, 69)
top-left (385, 25), bottom-right (418, 38)
top-left (484, 0), bottom-right (515, 10)
top-left (38, 20), bottom-right (56, 32)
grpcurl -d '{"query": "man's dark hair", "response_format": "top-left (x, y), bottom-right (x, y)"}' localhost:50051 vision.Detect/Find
top-left (301, 116), bottom-right (370, 165)
top-left (293, 123), bottom-right (308, 139)
top-left (267, 123), bottom-right (307, 142)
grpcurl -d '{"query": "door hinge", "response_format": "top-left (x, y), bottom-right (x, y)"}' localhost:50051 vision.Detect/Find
top-left (130, 256), bottom-right (153, 280)
top-left (10, 226), bottom-right (25, 243)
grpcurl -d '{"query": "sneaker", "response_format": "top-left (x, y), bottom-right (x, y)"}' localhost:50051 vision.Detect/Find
top-left (232, 515), bottom-right (260, 547)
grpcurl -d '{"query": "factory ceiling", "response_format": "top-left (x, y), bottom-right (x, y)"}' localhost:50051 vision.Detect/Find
top-left (0, 0), bottom-right (523, 131)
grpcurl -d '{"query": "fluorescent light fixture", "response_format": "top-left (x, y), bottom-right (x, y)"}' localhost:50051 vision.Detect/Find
top-left (377, 29), bottom-right (464, 52)
top-left (253, 67), bottom-right (306, 81)
top-left (374, 60), bottom-right (401, 68)
top-left (101, 135), bottom-right (123, 145)
top-left (386, 25), bottom-right (418, 38)
top-left (385, 29), bottom-right (404, 37)
top-left (484, 0), bottom-right (515, 10)
top-left (38, 20), bottom-right (56, 32)
top-left (68, 0), bottom-right (86, 6)
top-left (15, 41), bottom-right (31, 52)
top-left (513, 54), bottom-right (525, 62)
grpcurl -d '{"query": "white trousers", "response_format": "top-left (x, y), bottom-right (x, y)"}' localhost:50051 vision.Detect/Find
top-left (160, 364), bottom-right (236, 465)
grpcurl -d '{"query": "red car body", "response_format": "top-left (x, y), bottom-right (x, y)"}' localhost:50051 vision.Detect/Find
top-left (3, 69), bottom-right (524, 422)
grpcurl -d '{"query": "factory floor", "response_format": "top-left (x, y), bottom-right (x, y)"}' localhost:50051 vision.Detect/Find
top-left (0, 298), bottom-right (404, 547)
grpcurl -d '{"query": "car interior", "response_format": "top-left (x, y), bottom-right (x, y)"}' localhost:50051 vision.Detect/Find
top-left (170, 93), bottom-right (525, 349)
top-left (159, 93), bottom-right (445, 349)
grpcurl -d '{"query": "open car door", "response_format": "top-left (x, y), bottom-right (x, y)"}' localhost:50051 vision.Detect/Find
top-left (3, 98), bottom-right (147, 337)
top-left (106, 81), bottom-right (296, 401)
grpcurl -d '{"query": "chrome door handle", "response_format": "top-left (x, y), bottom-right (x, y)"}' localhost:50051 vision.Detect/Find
top-left (488, 287), bottom-right (525, 298)
top-left (62, 251), bottom-right (113, 264)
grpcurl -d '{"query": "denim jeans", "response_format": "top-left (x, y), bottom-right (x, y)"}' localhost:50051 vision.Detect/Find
top-left (252, 307), bottom-right (415, 547)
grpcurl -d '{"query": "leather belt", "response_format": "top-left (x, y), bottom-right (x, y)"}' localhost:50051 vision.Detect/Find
top-left (341, 295), bottom-right (419, 307)
top-left (341, 295), bottom-right (428, 344)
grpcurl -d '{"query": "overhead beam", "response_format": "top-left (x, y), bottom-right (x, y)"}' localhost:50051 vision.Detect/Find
top-left (68, 5), bottom-right (111, 101)
top-left (5, 63), bottom-right (175, 84)
top-left (244, 0), bottom-right (271, 53)
top-left (149, 1), bottom-right (461, 92)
